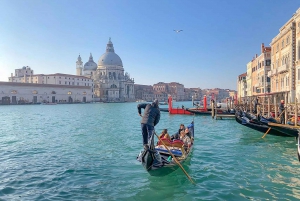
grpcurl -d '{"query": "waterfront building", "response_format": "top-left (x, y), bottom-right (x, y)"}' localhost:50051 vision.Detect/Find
top-left (250, 43), bottom-right (271, 96)
top-left (185, 87), bottom-right (202, 102)
top-left (77, 38), bottom-right (135, 102)
top-left (0, 81), bottom-right (93, 104)
top-left (134, 84), bottom-right (154, 102)
top-left (9, 66), bottom-right (93, 87)
top-left (237, 72), bottom-right (247, 103)
top-left (153, 82), bottom-right (169, 93)
top-left (168, 82), bottom-right (185, 101)
top-left (246, 61), bottom-right (252, 98)
top-left (153, 91), bottom-right (168, 102)
top-left (269, 8), bottom-right (300, 102)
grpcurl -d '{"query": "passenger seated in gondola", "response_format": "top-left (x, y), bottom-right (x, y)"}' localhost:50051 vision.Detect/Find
top-left (170, 124), bottom-right (185, 140)
top-left (159, 129), bottom-right (170, 140)
top-left (180, 129), bottom-right (192, 150)
top-left (183, 127), bottom-right (191, 138)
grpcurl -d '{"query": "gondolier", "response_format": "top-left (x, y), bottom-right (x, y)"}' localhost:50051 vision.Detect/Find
top-left (137, 99), bottom-right (160, 150)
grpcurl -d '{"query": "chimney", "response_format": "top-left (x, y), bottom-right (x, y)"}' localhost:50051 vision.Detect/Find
top-left (261, 43), bottom-right (265, 53)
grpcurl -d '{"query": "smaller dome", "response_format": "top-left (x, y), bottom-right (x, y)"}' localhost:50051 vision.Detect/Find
top-left (84, 53), bottom-right (97, 71)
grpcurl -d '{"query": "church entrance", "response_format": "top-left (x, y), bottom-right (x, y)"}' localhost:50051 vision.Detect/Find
top-left (12, 96), bottom-right (17, 104)
top-left (52, 96), bottom-right (56, 103)
top-left (33, 96), bottom-right (37, 104)
top-left (68, 96), bottom-right (73, 103)
top-left (83, 97), bottom-right (86, 103)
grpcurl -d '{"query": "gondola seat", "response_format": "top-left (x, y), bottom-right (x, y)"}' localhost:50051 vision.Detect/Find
top-left (157, 138), bottom-right (184, 148)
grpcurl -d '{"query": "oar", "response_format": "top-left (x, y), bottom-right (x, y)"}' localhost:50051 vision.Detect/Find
top-left (262, 127), bottom-right (271, 138)
top-left (154, 132), bottom-right (195, 185)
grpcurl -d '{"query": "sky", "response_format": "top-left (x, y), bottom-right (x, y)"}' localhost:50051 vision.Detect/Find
top-left (0, 1), bottom-right (299, 90)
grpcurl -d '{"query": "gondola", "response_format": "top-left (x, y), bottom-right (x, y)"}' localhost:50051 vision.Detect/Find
top-left (267, 122), bottom-right (299, 137)
top-left (137, 121), bottom-right (194, 176)
top-left (235, 112), bottom-right (292, 137)
top-left (187, 107), bottom-right (235, 116)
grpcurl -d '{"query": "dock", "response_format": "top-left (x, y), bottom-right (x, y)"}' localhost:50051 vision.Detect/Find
top-left (211, 100), bottom-right (235, 120)
top-left (215, 113), bottom-right (235, 120)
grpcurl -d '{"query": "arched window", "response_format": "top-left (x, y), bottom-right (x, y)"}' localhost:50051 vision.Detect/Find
top-left (110, 84), bottom-right (117, 88)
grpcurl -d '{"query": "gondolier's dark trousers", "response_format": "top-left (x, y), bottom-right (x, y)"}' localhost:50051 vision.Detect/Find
top-left (141, 123), bottom-right (154, 145)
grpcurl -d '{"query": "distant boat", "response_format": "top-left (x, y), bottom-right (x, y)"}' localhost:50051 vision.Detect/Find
top-left (136, 100), bottom-right (146, 103)
top-left (41, 102), bottom-right (57, 105)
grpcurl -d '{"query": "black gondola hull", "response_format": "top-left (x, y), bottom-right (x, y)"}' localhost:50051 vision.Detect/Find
top-left (235, 114), bottom-right (292, 137)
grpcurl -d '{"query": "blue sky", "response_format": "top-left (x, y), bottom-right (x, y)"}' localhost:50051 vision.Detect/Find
top-left (0, 1), bottom-right (299, 90)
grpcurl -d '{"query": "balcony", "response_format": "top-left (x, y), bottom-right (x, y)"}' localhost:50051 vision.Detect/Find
top-left (267, 69), bottom-right (277, 77)
top-left (277, 64), bottom-right (288, 74)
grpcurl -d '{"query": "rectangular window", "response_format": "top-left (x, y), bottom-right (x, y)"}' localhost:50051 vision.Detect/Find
top-left (298, 69), bottom-right (300, 80)
top-left (59, 81), bottom-right (61, 84)
top-left (266, 60), bottom-right (271, 66)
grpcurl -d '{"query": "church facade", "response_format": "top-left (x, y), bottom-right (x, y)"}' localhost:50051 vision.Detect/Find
top-left (76, 38), bottom-right (135, 102)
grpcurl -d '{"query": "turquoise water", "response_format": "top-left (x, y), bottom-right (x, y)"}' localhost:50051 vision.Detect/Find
top-left (0, 102), bottom-right (299, 200)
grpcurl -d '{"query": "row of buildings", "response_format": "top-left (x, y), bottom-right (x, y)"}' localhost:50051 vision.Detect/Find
top-left (237, 7), bottom-right (300, 104)
top-left (1, 38), bottom-right (236, 105)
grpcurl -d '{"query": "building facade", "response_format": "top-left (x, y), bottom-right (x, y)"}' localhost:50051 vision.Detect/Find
top-left (269, 8), bottom-right (300, 102)
top-left (0, 82), bottom-right (93, 104)
top-left (251, 43), bottom-right (271, 96)
top-left (77, 38), bottom-right (135, 102)
top-left (9, 66), bottom-right (93, 87)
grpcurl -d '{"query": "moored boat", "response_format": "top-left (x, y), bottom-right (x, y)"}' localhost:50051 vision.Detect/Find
top-left (235, 112), bottom-right (291, 137)
top-left (137, 121), bottom-right (194, 176)
top-left (267, 122), bottom-right (298, 137)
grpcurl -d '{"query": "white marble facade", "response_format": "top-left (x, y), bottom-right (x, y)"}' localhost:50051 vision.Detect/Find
top-left (76, 38), bottom-right (135, 102)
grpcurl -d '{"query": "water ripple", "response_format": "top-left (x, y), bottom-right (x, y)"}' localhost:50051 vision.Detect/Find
top-left (0, 103), bottom-right (299, 200)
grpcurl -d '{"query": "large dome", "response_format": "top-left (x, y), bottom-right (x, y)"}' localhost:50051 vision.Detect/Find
top-left (84, 53), bottom-right (97, 71)
top-left (98, 52), bottom-right (123, 67)
top-left (98, 38), bottom-right (123, 67)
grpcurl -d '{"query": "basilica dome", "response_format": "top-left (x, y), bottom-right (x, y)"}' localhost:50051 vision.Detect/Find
top-left (98, 38), bottom-right (123, 67)
top-left (84, 53), bottom-right (97, 71)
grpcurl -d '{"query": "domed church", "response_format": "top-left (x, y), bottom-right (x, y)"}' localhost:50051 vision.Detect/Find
top-left (76, 38), bottom-right (135, 102)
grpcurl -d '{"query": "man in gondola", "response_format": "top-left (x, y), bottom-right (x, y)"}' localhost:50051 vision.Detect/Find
top-left (137, 99), bottom-right (160, 150)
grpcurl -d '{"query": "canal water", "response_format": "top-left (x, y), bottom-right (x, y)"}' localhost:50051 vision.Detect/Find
top-left (0, 102), bottom-right (299, 200)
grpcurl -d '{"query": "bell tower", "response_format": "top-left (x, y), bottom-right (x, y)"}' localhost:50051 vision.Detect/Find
top-left (76, 54), bottom-right (83, 76)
